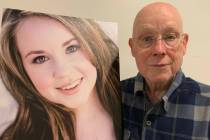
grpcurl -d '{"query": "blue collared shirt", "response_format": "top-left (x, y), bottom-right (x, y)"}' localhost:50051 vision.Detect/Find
top-left (122, 70), bottom-right (210, 140)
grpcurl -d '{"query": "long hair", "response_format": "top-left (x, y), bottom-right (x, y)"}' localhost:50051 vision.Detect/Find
top-left (0, 8), bottom-right (121, 140)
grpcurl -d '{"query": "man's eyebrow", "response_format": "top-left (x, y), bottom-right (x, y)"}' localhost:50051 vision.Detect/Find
top-left (25, 50), bottom-right (45, 58)
top-left (62, 38), bottom-right (77, 47)
top-left (138, 23), bottom-right (179, 32)
top-left (135, 25), bottom-right (157, 35)
top-left (139, 25), bottom-right (155, 31)
top-left (163, 27), bottom-right (179, 33)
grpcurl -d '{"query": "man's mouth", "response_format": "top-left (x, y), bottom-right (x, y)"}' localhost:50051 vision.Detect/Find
top-left (150, 61), bottom-right (172, 67)
top-left (152, 64), bottom-right (169, 67)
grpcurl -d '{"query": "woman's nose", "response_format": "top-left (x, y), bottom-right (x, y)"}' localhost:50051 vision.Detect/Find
top-left (52, 60), bottom-right (73, 79)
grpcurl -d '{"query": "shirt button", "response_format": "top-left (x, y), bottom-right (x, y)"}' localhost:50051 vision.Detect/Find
top-left (146, 120), bottom-right (152, 126)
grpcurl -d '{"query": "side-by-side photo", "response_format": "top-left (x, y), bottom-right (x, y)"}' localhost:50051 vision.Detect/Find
top-left (0, 8), bottom-right (121, 140)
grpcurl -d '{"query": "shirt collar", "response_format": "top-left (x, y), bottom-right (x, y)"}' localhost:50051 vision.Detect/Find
top-left (134, 70), bottom-right (184, 111)
top-left (163, 70), bottom-right (184, 112)
top-left (134, 73), bottom-right (144, 95)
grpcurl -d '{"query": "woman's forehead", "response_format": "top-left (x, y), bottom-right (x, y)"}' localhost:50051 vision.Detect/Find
top-left (15, 16), bottom-right (75, 53)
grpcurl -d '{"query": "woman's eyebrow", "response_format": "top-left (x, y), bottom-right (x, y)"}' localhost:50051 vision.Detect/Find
top-left (25, 38), bottom-right (78, 58)
top-left (62, 38), bottom-right (77, 47)
top-left (25, 50), bottom-right (45, 58)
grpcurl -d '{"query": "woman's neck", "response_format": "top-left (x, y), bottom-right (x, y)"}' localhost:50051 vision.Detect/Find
top-left (74, 89), bottom-right (115, 140)
top-left (73, 88), bottom-right (104, 119)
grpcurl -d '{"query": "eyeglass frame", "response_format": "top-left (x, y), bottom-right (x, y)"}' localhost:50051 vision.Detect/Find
top-left (132, 32), bottom-right (185, 49)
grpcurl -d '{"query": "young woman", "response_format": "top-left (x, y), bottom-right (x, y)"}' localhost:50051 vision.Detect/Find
top-left (0, 8), bottom-right (121, 140)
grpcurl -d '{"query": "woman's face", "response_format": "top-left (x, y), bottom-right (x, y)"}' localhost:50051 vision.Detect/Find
top-left (15, 16), bottom-right (97, 109)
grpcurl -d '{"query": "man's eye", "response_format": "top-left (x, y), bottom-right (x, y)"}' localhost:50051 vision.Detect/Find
top-left (66, 45), bottom-right (81, 54)
top-left (32, 56), bottom-right (49, 64)
top-left (164, 33), bottom-right (177, 41)
top-left (142, 36), bottom-right (155, 43)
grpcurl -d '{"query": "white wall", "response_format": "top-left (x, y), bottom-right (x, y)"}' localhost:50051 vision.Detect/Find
top-left (0, 0), bottom-right (210, 85)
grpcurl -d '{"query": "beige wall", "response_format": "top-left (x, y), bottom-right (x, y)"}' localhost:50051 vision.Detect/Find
top-left (0, 0), bottom-right (210, 85)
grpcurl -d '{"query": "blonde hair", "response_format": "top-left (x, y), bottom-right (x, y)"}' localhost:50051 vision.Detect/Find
top-left (0, 8), bottom-right (121, 140)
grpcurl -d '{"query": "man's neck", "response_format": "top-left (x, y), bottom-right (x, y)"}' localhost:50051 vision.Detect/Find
top-left (145, 78), bottom-right (173, 104)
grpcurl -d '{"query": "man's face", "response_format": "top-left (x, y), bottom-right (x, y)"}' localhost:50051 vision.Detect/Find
top-left (129, 7), bottom-right (188, 84)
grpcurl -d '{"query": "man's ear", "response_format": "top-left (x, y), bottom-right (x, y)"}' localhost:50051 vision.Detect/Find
top-left (182, 33), bottom-right (189, 55)
top-left (129, 38), bottom-right (135, 57)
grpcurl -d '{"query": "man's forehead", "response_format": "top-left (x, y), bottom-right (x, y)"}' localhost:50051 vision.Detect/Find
top-left (137, 2), bottom-right (180, 19)
top-left (132, 2), bottom-right (183, 35)
top-left (133, 22), bottom-right (181, 35)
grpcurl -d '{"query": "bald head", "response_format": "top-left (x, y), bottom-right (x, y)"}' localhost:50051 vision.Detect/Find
top-left (129, 2), bottom-right (189, 88)
top-left (132, 2), bottom-right (183, 37)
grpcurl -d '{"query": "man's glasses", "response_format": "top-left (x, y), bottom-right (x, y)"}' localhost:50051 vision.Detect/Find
top-left (134, 32), bottom-right (184, 49)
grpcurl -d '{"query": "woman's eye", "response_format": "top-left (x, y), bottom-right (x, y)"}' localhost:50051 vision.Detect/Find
top-left (66, 45), bottom-right (81, 54)
top-left (32, 56), bottom-right (49, 64)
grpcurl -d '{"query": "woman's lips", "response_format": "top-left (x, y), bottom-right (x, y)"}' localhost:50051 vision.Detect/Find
top-left (57, 78), bottom-right (83, 95)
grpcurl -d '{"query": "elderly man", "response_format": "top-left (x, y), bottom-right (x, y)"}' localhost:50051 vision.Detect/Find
top-left (122, 2), bottom-right (210, 140)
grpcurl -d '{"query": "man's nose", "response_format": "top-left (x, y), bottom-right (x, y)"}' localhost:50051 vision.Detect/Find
top-left (152, 38), bottom-right (166, 56)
